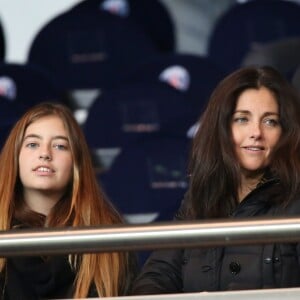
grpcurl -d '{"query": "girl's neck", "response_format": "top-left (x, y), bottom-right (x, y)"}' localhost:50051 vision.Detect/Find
top-left (23, 190), bottom-right (63, 216)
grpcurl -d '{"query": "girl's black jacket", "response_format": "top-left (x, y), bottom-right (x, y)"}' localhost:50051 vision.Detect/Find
top-left (0, 221), bottom-right (137, 299)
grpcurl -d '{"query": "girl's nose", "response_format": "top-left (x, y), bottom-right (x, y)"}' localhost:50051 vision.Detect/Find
top-left (39, 154), bottom-right (52, 161)
top-left (39, 145), bottom-right (52, 161)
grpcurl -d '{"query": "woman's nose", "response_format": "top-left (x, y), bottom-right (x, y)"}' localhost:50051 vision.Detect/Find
top-left (250, 122), bottom-right (262, 140)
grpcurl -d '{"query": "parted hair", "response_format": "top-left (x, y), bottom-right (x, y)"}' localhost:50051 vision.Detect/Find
top-left (0, 102), bottom-right (133, 297)
top-left (188, 66), bottom-right (300, 219)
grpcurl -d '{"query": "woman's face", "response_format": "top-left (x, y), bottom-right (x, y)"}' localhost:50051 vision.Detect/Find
top-left (18, 115), bottom-right (73, 206)
top-left (231, 87), bottom-right (282, 174)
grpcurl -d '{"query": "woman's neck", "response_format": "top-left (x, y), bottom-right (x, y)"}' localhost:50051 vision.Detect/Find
top-left (238, 170), bottom-right (264, 202)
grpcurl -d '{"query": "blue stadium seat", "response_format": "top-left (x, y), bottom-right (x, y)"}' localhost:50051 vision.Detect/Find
top-left (0, 63), bottom-right (62, 108)
top-left (123, 53), bottom-right (226, 116)
top-left (241, 37), bottom-right (300, 80)
top-left (83, 81), bottom-right (195, 169)
top-left (292, 64), bottom-right (300, 93)
top-left (99, 133), bottom-right (190, 224)
top-left (69, 0), bottom-right (175, 53)
top-left (0, 99), bottom-right (26, 148)
top-left (207, 0), bottom-right (300, 74)
top-left (27, 7), bottom-right (158, 93)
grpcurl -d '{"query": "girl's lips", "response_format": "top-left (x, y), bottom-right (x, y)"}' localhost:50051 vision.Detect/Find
top-left (33, 166), bottom-right (55, 173)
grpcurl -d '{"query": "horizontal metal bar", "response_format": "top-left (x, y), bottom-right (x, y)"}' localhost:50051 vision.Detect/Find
top-left (1, 217), bottom-right (300, 256)
top-left (101, 287), bottom-right (300, 300)
top-left (100, 287), bottom-right (300, 300)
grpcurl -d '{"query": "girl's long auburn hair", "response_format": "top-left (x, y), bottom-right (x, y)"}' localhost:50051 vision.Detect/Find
top-left (0, 102), bottom-right (131, 297)
top-left (188, 66), bottom-right (300, 219)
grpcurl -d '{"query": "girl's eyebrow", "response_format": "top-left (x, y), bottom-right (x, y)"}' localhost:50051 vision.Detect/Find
top-left (23, 134), bottom-right (42, 140)
top-left (23, 134), bottom-right (69, 141)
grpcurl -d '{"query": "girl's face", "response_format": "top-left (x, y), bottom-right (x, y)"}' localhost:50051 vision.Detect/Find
top-left (231, 87), bottom-right (282, 175)
top-left (18, 115), bottom-right (73, 206)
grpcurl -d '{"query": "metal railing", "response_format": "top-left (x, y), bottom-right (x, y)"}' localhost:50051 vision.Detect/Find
top-left (99, 287), bottom-right (300, 300)
top-left (1, 216), bottom-right (300, 256)
top-left (2, 217), bottom-right (300, 299)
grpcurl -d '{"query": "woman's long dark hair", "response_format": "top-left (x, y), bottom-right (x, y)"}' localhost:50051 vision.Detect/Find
top-left (188, 66), bottom-right (300, 219)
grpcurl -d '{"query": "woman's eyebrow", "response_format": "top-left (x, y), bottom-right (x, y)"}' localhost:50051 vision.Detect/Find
top-left (263, 112), bottom-right (280, 117)
top-left (233, 110), bottom-right (250, 114)
top-left (233, 110), bottom-right (279, 116)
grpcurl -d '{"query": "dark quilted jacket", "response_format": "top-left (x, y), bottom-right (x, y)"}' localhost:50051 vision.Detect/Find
top-left (131, 177), bottom-right (300, 295)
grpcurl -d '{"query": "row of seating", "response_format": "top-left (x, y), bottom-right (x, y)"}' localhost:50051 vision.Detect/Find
top-left (1, 0), bottom-right (300, 226)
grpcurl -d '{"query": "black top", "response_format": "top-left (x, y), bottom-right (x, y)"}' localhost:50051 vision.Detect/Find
top-left (1, 255), bottom-right (75, 299)
top-left (0, 221), bottom-right (98, 300)
top-left (131, 174), bottom-right (300, 294)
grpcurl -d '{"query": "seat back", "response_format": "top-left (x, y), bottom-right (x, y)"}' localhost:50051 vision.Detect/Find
top-left (208, 0), bottom-right (300, 73)
top-left (292, 64), bottom-right (300, 93)
top-left (0, 63), bottom-right (61, 108)
top-left (83, 82), bottom-right (195, 169)
top-left (27, 7), bottom-right (158, 92)
top-left (69, 0), bottom-right (175, 53)
top-left (99, 134), bottom-right (190, 224)
top-left (124, 53), bottom-right (226, 115)
top-left (241, 37), bottom-right (300, 80)
top-left (0, 99), bottom-right (26, 148)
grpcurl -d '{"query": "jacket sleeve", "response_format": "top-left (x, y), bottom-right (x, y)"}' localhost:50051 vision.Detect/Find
top-left (130, 192), bottom-right (191, 295)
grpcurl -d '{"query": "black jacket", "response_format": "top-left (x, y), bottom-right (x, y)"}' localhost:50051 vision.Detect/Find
top-left (0, 255), bottom-right (76, 299)
top-left (0, 222), bottom-right (137, 299)
top-left (131, 177), bottom-right (300, 295)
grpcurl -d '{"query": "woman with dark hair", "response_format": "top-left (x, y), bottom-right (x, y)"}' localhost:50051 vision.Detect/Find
top-left (0, 102), bottom-right (136, 298)
top-left (131, 66), bottom-right (300, 294)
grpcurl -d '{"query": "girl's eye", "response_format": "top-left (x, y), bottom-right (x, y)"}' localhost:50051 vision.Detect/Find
top-left (26, 142), bottom-right (38, 148)
top-left (53, 144), bottom-right (68, 150)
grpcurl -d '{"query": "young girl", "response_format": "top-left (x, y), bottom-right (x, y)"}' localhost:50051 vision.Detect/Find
top-left (0, 102), bottom-right (136, 298)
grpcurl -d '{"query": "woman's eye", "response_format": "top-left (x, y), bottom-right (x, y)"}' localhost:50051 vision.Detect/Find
top-left (264, 118), bottom-right (280, 127)
top-left (233, 117), bottom-right (248, 123)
